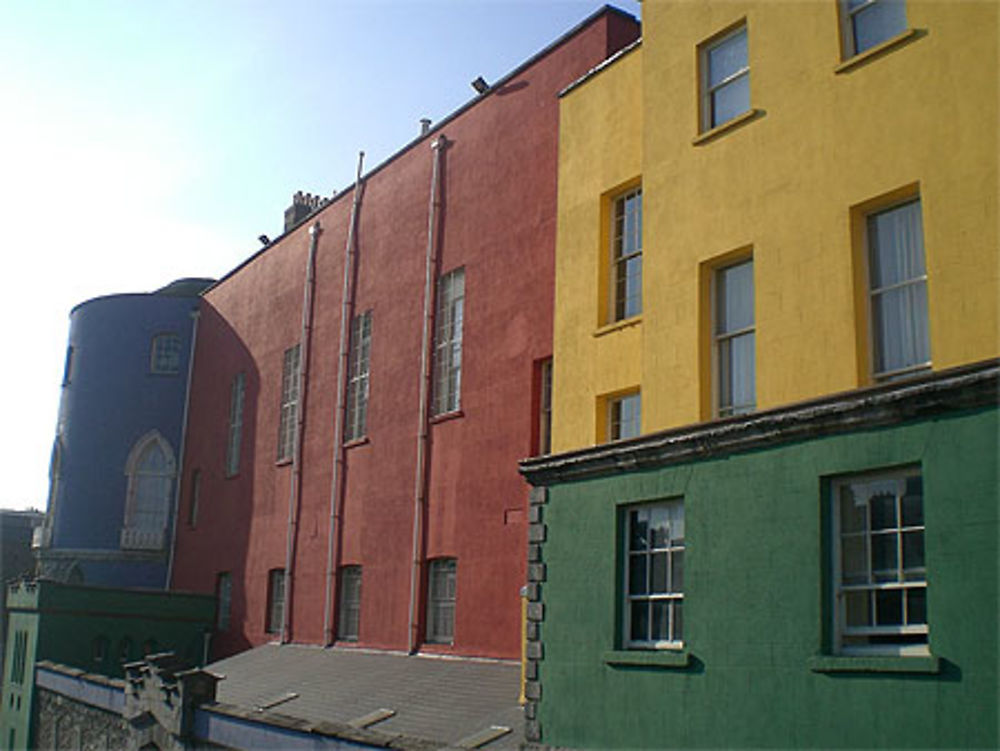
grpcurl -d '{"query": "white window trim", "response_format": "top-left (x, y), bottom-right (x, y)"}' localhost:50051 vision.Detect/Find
top-left (701, 23), bottom-right (750, 133)
top-left (840, 0), bottom-right (908, 59)
top-left (623, 499), bottom-right (685, 650)
top-left (712, 258), bottom-right (755, 418)
top-left (426, 558), bottom-right (457, 645)
top-left (609, 187), bottom-right (643, 323)
top-left (345, 312), bottom-right (372, 442)
top-left (608, 392), bottom-right (641, 442)
top-left (831, 467), bottom-right (929, 657)
top-left (864, 197), bottom-right (930, 382)
top-left (433, 269), bottom-right (465, 416)
top-left (226, 372), bottom-right (245, 476)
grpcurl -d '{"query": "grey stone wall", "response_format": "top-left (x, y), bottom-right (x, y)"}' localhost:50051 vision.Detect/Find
top-left (34, 686), bottom-right (130, 751)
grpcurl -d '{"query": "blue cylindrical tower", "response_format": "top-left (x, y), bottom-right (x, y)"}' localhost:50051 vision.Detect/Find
top-left (36, 278), bottom-right (213, 588)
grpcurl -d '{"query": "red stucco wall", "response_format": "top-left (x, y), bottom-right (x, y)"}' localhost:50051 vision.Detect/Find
top-left (171, 8), bottom-right (640, 661)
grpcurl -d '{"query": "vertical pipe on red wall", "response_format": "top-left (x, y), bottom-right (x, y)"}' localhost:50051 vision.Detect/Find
top-left (281, 219), bottom-right (322, 644)
top-left (408, 134), bottom-right (447, 653)
top-left (323, 152), bottom-right (366, 646)
top-left (165, 305), bottom-right (200, 590)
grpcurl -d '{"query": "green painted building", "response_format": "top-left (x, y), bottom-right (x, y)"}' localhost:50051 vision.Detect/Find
top-left (519, 360), bottom-right (998, 749)
top-left (1, 579), bottom-right (215, 750)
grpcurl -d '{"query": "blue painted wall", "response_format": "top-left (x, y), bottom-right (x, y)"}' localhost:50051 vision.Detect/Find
top-left (41, 279), bottom-right (212, 589)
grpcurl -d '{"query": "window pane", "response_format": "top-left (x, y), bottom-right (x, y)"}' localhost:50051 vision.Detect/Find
top-left (629, 554), bottom-right (647, 595)
top-left (673, 601), bottom-right (683, 641)
top-left (845, 590), bottom-right (871, 627)
top-left (649, 506), bottom-right (670, 548)
top-left (841, 535), bottom-right (867, 585)
top-left (650, 552), bottom-right (668, 593)
top-left (902, 531), bottom-right (924, 571)
top-left (671, 550), bottom-right (684, 593)
top-left (711, 76), bottom-right (750, 128)
top-left (906, 587), bottom-right (927, 625)
top-left (630, 601), bottom-right (648, 642)
top-left (840, 488), bottom-right (867, 533)
top-left (629, 509), bottom-right (648, 551)
top-left (871, 285), bottom-right (930, 374)
top-left (869, 493), bottom-right (897, 530)
top-left (716, 260), bottom-right (754, 334)
top-left (852, 0), bottom-right (907, 54)
top-left (901, 488), bottom-right (923, 527)
top-left (871, 532), bottom-right (898, 578)
top-left (875, 589), bottom-right (903, 626)
top-left (651, 600), bottom-right (670, 641)
top-left (708, 29), bottom-right (747, 87)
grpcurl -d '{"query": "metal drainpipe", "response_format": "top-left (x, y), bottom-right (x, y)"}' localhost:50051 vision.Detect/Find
top-left (323, 152), bottom-right (366, 646)
top-left (408, 134), bottom-right (447, 653)
top-left (165, 305), bottom-right (201, 590)
top-left (281, 220), bottom-right (322, 644)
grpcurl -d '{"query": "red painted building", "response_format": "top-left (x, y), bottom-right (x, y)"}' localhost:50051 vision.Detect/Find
top-left (171, 7), bottom-right (640, 660)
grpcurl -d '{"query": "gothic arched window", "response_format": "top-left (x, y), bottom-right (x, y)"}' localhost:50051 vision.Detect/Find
top-left (121, 431), bottom-right (176, 550)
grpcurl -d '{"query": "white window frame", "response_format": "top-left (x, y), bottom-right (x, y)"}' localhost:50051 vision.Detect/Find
top-left (277, 345), bottom-right (301, 462)
top-left (266, 568), bottom-right (285, 634)
top-left (714, 258), bottom-right (755, 417)
top-left (433, 269), bottom-right (465, 416)
top-left (832, 467), bottom-right (928, 656)
top-left (150, 333), bottom-right (182, 374)
top-left (121, 430), bottom-right (176, 550)
top-left (866, 198), bottom-right (930, 382)
top-left (610, 187), bottom-right (642, 322)
top-left (840, 0), bottom-right (908, 58)
top-left (426, 558), bottom-right (457, 645)
top-left (337, 565), bottom-right (362, 641)
top-left (345, 311), bottom-right (372, 442)
top-left (226, 372), bottom-right (245, 476)
top-left (701, 23), bottom-right (750, 132)
top-left (216, 572), bottom-right (232, 631)
top-left (608, 392), bottom-right (641, 442)
top-left (623, 500), bottom-right (685, 649)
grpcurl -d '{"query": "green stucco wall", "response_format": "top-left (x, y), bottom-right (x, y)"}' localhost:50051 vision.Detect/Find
top-left (536, 407), bottom-right (998, 748)
top-left (1, 581), bottom-right (215, 750)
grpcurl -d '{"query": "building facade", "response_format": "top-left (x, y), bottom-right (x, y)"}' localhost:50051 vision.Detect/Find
top-left (169, 8), bottom-right (640, 660)
top-left (34, 279), bottom-right (213, 589)
top-left (0, 580), bottom-right (215, 751)
top-left (522, 0), bottom-right (999, 747)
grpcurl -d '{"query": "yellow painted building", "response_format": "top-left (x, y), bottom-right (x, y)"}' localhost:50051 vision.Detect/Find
top-left (552, 0), bottom-right (998, 452)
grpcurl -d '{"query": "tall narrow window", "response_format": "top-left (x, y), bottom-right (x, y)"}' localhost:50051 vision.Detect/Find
top-left (433, 269), bottom-right (465, 416)
top-left (702, 24), bottom-right (750, 131)
top-left (216, 572), bottom-right (232, 631)
top-left (266, 568), bottom-right (285, 634)
top-left (426, 558), bottom-right (457, 645)
top-left (867, 198), bottom-right (929, 381)
top-left (610, 188), bottom-right (642, 321)
top-left (226, 372), bottom-right (245, 476)
top-left (150, 333), bottom-right (182, 374)
top-left (337, 566), bottom-right (362, 641)
top-left (345, 311), bottom-right (372, 442)
top-left (832, 468), bottom-right (926, 655)
top-left (841, 0), bottom-right (907, 57)
top-left (121, 431), bottom-right (175, 550)
top-left (608, 392), bottom-right (641, 441)
top-left (188, 469), bottom-right (201, 527)
top-left (277, 345), bottom-right (301, 462)
top-left (624, 501), bottom-right (684, 648)
top-left (61, 345), bottom-right (74, 386)
top-left (715, 259), bottom-right (755, 417)
top-left (537, 359), bottom-right (553, 455)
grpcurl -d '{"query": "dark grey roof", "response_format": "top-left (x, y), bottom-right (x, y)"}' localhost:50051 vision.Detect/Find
top-left (207, 644), bottom-right (524, 750)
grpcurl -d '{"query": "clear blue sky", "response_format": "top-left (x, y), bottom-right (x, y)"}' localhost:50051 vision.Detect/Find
top-left (0, 1), bottom-right (641, 510)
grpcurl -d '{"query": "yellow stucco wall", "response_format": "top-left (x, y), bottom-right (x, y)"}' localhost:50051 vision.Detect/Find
top-left (552, 1), bottom-right (998, 452)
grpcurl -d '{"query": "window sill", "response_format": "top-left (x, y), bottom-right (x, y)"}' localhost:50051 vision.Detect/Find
top-left (604, 649), bottom-right (690, 669)
top-left (692, 108), bottom-right (763, 146)
top-left (430, 410), bottom-right (464, 425)
top-left (343, 437), bottom-right (370, 450)
top-left (593, 316), bottom-right (642, 339)
top-left (275, 458), bottom-right (292, 467)
top-left (808, 654), bottom-right (940, 674)
top-left (835, 28), bottom-right (920, 74)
